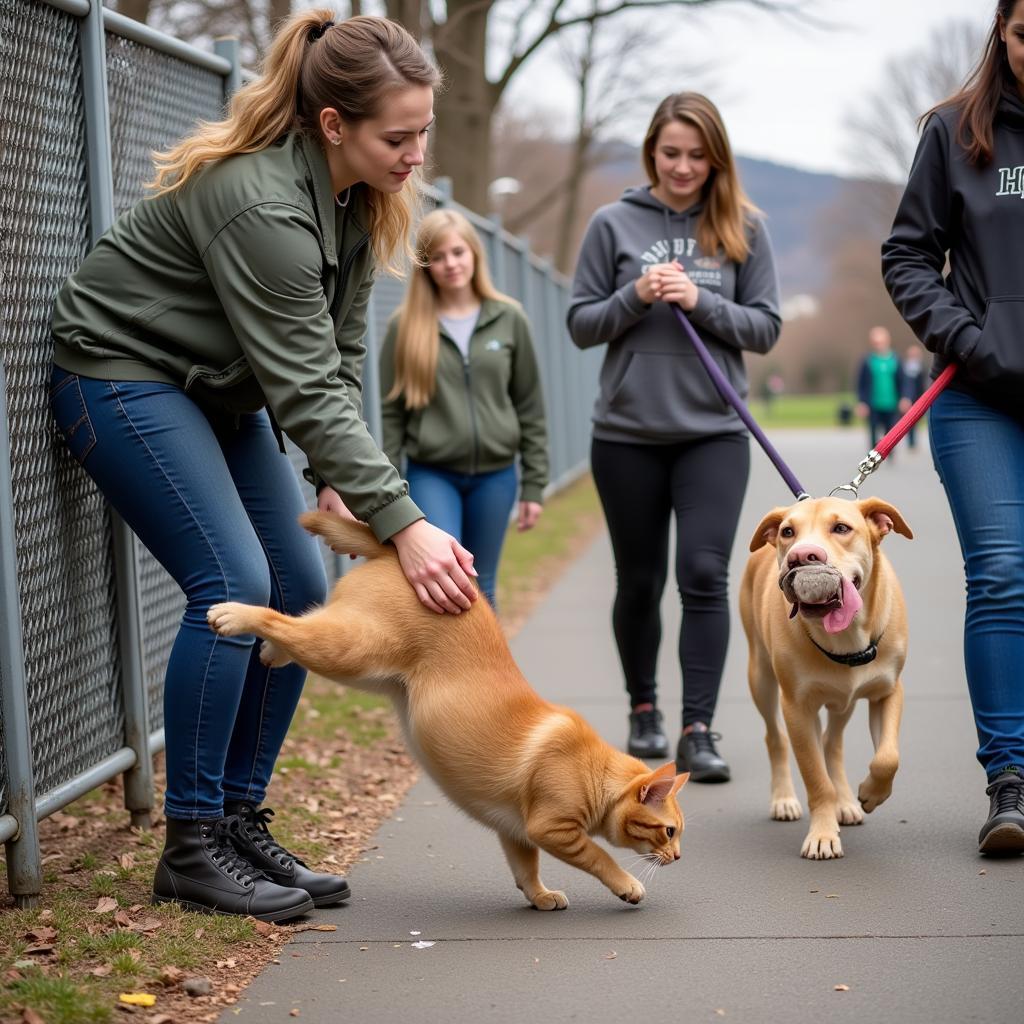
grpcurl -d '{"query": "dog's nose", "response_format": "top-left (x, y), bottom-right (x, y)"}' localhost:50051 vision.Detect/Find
top-left (787, 543), bottom-right (829, 569)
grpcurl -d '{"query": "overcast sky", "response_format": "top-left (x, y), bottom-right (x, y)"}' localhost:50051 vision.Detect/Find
top-left (505, 0), bottom-right (995, 178)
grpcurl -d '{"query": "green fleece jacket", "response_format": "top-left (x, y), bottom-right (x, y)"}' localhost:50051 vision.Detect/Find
top-left (378, 299), bottom-right (549, 504)
top-left (51, 132), bottom-right (421, 542)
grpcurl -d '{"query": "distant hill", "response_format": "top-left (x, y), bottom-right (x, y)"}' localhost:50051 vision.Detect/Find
top-left (587, 143), bottom-right (846, 299)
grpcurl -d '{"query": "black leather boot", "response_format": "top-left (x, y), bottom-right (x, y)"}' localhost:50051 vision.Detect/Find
top-left (627, 707), bottom-right (669, 759)
top-left (676, 725), bottom-right (731, 783)
top-left (979, 769), bottom-right (1024, 856)
top-left (152, 817), bottom-right (314, 922)
top-left (224, 800), bottom-right (352, 907)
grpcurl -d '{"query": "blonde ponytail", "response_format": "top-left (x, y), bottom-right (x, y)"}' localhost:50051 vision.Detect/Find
top-left (148, 11), bottom-right (440, 273)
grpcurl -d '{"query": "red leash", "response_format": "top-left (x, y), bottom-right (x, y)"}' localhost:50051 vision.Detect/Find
top-left (831, 363), bottom-right (958, 498)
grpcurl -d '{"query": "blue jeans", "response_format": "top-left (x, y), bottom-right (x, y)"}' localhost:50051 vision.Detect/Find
top-left (929, 388), bottom-right (1024, 780)
top-left (404, 460), bottom-right (517, 608)
top-left (50, 368), bottom-right (327, 820)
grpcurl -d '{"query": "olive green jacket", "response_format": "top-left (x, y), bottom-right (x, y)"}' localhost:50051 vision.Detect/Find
top-left (51, 132), bottom-right (421, 541)
top-left (378, 299), bottom-right (549, 504)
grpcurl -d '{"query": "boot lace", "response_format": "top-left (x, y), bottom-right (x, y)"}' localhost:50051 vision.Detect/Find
top-left (240, 806), bottom-right (305, 870)
top-left (986, 773), bottom-right (1024, 817)
top-left (633, 709), bottom-right (663, 738)
top-left (203, 818), bottom-right (265, 885)
top-left (688, 730), bottom-right (723, 757)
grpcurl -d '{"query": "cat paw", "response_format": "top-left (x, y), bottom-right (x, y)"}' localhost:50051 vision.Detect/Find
top-left (616, 876), bottom-right (645, 905)
top-left (207, 602), bottom-right (251, 637)
top-left (530, 889), bottom-right (569, 911)
top-left (259, 639), bottom-right (290, 668)
top-left (770, 796), bottom-right (803, 821)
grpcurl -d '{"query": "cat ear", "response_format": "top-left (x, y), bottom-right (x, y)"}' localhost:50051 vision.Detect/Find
top-left (639, 762), bottom-right (678, 805)
top-left (671, 772), bottom-right (690, 796)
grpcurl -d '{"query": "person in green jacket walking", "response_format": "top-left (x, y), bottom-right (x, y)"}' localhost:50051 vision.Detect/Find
top-left (49, 11), bottom-right (476, 923)
top-left (379, 209), bottom-right (549, 609)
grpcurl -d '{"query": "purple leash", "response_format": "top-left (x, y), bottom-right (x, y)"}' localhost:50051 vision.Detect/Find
top-left (670, 304), bottom-right (810, 501)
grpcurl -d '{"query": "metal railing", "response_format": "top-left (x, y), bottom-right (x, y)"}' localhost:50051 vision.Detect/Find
top-left (0, 0), bottom-right (599, 904)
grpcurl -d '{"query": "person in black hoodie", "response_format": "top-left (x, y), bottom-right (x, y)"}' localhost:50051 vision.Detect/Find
top-left (882, 0), bottom-right (1024, 855)
top-left (568, 92), bottom-right (781, 781)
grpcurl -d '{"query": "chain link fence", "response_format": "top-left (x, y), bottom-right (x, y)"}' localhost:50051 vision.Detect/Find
top-left (0, 0), bottom-right (599, 904)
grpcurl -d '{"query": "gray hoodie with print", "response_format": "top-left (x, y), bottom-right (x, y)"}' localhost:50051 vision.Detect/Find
top-left (567, 186), bottom-right (781, 442)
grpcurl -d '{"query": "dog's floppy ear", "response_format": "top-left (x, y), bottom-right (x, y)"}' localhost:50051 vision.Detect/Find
top-left (749, 508), bottom-right (788, 551)
top-left (857, 498), bottom-right (913, 540)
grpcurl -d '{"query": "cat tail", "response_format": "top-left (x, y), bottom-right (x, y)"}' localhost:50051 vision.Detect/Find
top-left (298, 511), bottom-right (390, 560)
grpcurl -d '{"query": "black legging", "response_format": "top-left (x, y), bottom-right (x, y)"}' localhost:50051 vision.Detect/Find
top-left (591, 434), bottom-right (750, 728)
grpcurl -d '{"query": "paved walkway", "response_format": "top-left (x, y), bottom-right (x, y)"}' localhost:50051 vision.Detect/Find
top-left (225, 429), bottom-right (1023, 1024)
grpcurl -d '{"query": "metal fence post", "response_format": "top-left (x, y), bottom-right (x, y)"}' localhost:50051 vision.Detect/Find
top-left (213, 37), bottom-right (241, 103)
top-left (80, 0), bottom-right (153, 828)
top-left (0, 354), bottom-right (42, 908)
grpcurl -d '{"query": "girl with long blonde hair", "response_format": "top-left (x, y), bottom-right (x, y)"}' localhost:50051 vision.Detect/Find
top-left (567, 91), bottom-right (781, 780)
top-left (380, 209), bottom-right (550, 608)
top-left (50, 11), bottom-right (476, 922)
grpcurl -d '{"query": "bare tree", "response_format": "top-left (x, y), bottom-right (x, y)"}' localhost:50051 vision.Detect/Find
top-left (388, 0), bottom-right (807, 211)
top-left (844, 19), bottom-right (983, 185)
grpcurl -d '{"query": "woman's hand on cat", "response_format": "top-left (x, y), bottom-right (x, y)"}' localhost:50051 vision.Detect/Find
top-left (391, 519), bottom-right (478, 614)
top-left (517, 501), bottom-right (543, 532)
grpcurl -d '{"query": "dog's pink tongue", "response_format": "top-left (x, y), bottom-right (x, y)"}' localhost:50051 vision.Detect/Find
top-left (823, 577), bottom-right (862, 635)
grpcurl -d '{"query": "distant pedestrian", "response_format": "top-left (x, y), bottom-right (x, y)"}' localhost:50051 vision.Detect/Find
top-left (380, 209), bottom-right (549, 610)
top-left (567, 91), bottom-right (781, 782)
top-left (901, 343), bottom-right (928, 449)
top-left (882, 0), bottom-right (1024, 855)
top-left (855, 326), bottom-right (910, 450)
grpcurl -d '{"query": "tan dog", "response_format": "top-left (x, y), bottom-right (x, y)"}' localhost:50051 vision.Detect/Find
top-left (207, 513), bottom-right (687, 910)
top-left (739, 496), bottom-right (913, 860)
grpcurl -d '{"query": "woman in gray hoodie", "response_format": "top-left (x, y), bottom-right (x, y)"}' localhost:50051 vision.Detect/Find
top-left (567, 92), bottom-right (781, 781)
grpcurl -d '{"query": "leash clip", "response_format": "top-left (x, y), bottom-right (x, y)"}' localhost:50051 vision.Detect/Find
top-left (829, 449), bottom-right (882, 499)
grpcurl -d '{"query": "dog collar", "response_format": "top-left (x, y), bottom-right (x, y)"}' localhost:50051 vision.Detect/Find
top-left (805, 631), bottom-right (882, 667)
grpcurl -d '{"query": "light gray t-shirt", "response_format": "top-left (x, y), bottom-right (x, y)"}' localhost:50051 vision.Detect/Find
top-left (440, 308), bottom-right (480, 359)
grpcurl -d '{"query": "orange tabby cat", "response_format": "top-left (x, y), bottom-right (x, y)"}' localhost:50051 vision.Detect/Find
top-left (207, 512), bottom-right (688, 910)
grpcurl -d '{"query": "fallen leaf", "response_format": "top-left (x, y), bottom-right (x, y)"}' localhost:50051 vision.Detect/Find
top-left (130, 918), bottom-right (163, 933)
top-left (603, 951), bottom-right (617, 960)
top-left (216, 958), bottom-right (237, 969)
top-left (24, 944), bottom-right (55, 955)
top-left (119, 853), bottom-right (136, 871)
top-left (119, 992), bottom-right (157, 1007)
top-left (290, 1011), bottom-right (301, 1018)
top-left (825, 894), bottom-right (839, 899)
top-left (979, 869), bottom-right (987, 875)
top-left (114, 910), bottom-right (133, 927)
top-left (410, 940), bottom-right (435, 949)
top-left (24, 927), bottom-right (58, 943)
top-left (93, 897), bottom-right (118, 914)
top-left (159, 966), bottom-right (185, 985)
top-left (91, 964), bottom-right (113, 977)
top-left (834, 984), bottom-right (850, 992)
top-left (251, 920), bottom-right (277, 936)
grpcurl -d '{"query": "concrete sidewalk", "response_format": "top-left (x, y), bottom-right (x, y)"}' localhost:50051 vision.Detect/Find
top-left (225, 430), bottom-right (1023, 1024)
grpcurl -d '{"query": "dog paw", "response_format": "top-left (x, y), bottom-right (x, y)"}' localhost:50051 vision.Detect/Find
top-left (836, 799), bottom-right (865, 826)
top-left (616, 876), bottom-right (646, 905)
top-left (800, 828), bottom-right (843, 860)
top-left (530, 888), bottom-right (569, 911)
top-left (770, 796), bottom-right (803, 821)
top-left (259, 639), bottom-right (290, 668)
top-left (207, 602), bottom-right (251, 637)
top-left (857, 777), bottom-right (892, 813)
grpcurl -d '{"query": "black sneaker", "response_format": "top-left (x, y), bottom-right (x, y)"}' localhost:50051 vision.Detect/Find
top-left (676, 727), bottom-right (730, 783)
top-left (225, 801), bottom-right (352, 907)
top-left (978, 769), bottom-right (1024, 856)
top-left (627, 708), bottom-right (669, 759)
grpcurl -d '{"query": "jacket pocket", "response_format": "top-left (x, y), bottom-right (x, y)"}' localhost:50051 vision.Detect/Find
top-left (50, 371), bottom-right (96, 464)
top-left (184, 359), bottom-right (265, 414)
top-left (600, 348), bottom-right (732, 437)
top-left (968, 297), bottom-right (1024, 391)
